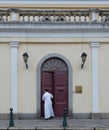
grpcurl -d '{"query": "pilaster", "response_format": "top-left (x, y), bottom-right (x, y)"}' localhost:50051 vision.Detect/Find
top-left (91, 42), bottom-right (100, 113)
top-left (10, 41), bottom-right (19, 113)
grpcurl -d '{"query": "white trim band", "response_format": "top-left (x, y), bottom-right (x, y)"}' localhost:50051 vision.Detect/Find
top-left (0, 1), bottom-right (109, 6)
top-left (91, 42), bottom-right (100, 113)
top-left (10, 41), bottom-right (19, 113)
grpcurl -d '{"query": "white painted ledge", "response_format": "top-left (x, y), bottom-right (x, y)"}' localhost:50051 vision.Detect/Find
top-left (0, 1), bottom-right (109, 7)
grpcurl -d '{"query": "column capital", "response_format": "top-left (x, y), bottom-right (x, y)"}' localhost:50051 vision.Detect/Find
top-left (90, 42), bottom-right (100, 48)
top-left (10, 41), bottom-right (19, 48)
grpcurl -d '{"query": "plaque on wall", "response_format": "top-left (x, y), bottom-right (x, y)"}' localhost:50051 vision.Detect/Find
top-left (75, 86), bottom-right (82, 93)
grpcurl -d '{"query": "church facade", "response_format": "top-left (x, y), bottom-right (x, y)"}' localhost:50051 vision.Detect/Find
top-left (0, 0), bottom-right (109, 119)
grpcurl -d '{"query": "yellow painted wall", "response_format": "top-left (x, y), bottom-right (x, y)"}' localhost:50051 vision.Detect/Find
top-left (0, 42), bottom-right (109, 114)
top-left (18, 43), bottom-right (91, 113)
top-left (0, 43), bottom-right (11, 113)
top-left (99, 44), bottom-right (109, 113)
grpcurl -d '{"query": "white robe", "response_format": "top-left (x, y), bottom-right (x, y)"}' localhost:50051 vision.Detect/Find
top-left (42, 92), bottom-right (55, 119)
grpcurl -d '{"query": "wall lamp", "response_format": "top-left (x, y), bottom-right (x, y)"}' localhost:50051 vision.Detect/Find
top-left (23, 52), bottom-right (29, 69)
top-left (81, 52), bottom-right (87, 69)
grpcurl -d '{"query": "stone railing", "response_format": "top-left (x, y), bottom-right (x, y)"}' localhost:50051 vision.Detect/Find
top-left (19, 9), bottom-right (90, 22)
top-left (0, 8), bottom-right (109, 24)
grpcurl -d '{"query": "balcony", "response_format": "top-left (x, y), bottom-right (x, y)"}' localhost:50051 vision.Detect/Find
top-left (0, 8), bottom-right (108, 43)
top-left (0, 8), bottom-right (108, 25)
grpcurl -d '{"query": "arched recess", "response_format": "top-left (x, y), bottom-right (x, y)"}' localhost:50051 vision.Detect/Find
top-left (37, 53), bottom-right (73, 117)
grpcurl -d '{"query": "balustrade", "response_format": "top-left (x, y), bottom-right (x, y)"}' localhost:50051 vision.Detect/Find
top-left (19, 10), bottom-right (91, 23)
top-left (0, 10), bottom-right (10, 22)
top-left (0, 8), bottom-right (108, 24)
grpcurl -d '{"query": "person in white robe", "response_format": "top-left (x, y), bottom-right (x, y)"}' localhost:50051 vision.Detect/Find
top-left (42, 89), bottom-right (55, 119)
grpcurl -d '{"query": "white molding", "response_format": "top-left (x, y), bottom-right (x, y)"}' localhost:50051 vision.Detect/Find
top-left (0, 1), bottom-right (109, 5)
top-left (0, 24), bottom-right (109, 38)
top-left (91, 42), bottom-right (100, 113)
top-left (10, 41), bottom-right (19, 113)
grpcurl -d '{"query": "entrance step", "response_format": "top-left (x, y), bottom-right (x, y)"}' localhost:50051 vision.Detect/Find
top-left (1, 127), bottom-right (108, 130)
top-left (36, 127), bottom-right (94, 130)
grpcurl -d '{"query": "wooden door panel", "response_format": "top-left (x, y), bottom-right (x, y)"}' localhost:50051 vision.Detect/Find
top-left (55, 102), bottom-right (67, 116)
top-left (41, 71), bottom-right (68, 117)
top-left (41, 71), bottom-right (54, 93)
top-left (54, 71), bottom-right (68, 116)
top-left (55, 88), bottom-right (67, 101)
top-left (41, 71), bottom-right (54, 117)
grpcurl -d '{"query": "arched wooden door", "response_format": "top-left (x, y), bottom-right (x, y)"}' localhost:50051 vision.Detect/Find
top-left (41, 58), bottom-right (68, 117)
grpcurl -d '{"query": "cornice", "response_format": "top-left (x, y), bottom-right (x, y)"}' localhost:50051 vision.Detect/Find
top-left (0, 23), bottom-right (109, 39)
top-left (0, 1), bottom-right (109, 9)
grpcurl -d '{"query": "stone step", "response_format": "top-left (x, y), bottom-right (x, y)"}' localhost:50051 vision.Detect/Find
top-left (0, 126), bottom-right (109, 130)
top-left (1, 127), bottom-right (108, 130)
top-left (36, 127), bottom-right (94, 130)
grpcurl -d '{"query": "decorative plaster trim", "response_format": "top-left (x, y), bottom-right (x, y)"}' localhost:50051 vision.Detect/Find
top-left (91, 42), bottom-right (100, 113)
top-left (10, 41), bottom-right (19, 113)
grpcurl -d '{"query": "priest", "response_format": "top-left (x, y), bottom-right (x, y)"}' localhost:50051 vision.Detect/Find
top-left (42, 89), bottom-right (55, 120)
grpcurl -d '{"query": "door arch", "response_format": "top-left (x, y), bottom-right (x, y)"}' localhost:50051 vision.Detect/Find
top-left (37, 53), bottom-right (73, 117)
top-left (41, 58), bottom-right (68, 117)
